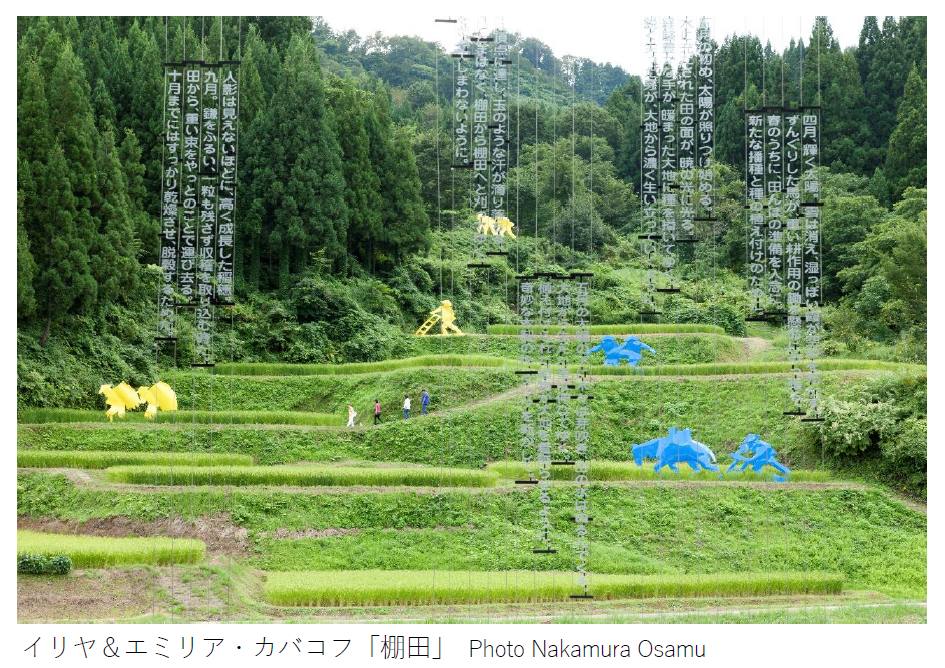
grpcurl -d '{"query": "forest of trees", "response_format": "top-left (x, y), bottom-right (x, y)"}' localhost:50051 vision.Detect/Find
top-left (16, 16), bottom-right (927, 383)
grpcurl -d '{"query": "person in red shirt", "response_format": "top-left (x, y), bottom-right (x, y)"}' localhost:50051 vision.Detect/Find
top-left (373, 399), bottom-right (382, 425)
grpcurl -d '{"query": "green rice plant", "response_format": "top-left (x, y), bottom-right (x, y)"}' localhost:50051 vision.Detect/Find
top-left (16, 530), bottom-right (205, 567)
top-left (215, 355), bottom-right (517, 377)
top-left (104, 464), bottom-right (499, 488)
top-left (486, 460), bottom-right (832, 482)
top-left (17, 449), bottom-right (253, 469)
top-left (18, 408), bottom-right (341, 426)
top-left (263, 569), bottom-right (844, 606)
top-left (588, 359), bottom-right (924, 376)
top-left (487, 323), bottom-right (726, 335)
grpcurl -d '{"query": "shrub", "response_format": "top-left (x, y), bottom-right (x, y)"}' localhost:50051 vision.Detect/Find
top-left (17, 552), bottom-right (72, 575)
top-left (880, 417), bottom-right (927, 499)
top-left (820, 397), bottom-right (897, 456)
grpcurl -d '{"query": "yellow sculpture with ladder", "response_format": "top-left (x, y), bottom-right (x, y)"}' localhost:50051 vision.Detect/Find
top-left (414, 300), bottom-right (464, 336)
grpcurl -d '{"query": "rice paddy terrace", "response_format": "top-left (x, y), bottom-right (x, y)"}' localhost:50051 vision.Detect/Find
top-left (16, 327), bottom-right (927, 623)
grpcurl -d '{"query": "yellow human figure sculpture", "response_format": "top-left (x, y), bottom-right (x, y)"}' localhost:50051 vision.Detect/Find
top-left (476, 213), bottom-right (498, 236)
top-left (114, 382), bottom-right (142, 410)
top-left (98, 384), bottom-right (126, 422)
top-left (414, 300), bottom-right (464, 336)
top-left (151, 381), bottom-right (178, 411)
top-left (495, 216), bottom-right (516, 238)
top-left (137, 385), bottom-right (160, 420)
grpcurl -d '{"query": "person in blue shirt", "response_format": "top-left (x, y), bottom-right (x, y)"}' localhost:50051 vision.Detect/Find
top-left (420, 389), bottom-right (431, 415)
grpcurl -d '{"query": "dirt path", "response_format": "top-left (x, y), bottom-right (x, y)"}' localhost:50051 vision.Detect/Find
top-left (742, 336), bottom-right (773, 358)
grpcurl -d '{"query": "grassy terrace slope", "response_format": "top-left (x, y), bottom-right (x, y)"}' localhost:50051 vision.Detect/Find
top-left (401, 333), bottom-right (747, 364)
top-left (19, 371), bottom-right (921, 468)
top-left (18, 473), bottom-right (925, 598)
top-left (166, 364), bottom-right (520, 413)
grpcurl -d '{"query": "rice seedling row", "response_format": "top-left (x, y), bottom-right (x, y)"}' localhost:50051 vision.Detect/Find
top-left (16, 530), bottom-right (205, 567)
top-left (17, 449), bottom-right (254, 469)
top-left (263, 569), bottom-right (844, 606)
top-left (103, 464), bottom-right (499, 488)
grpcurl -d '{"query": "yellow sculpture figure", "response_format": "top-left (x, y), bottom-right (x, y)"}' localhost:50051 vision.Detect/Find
top-left (476, 213), bottom-right (498, 236)
top-left (414, 300), bottom-right (464, 336)
top-left (137, 386), bottom-right (159, 420)
top-left (114, 382), bottom-right (142, 410)
top-left (495, 216), bottom-right (516, 238)
top-left (98, 384), bottom-right (126, 422)
top-left (137, 382), bottom-right (179, 419)
top-left (151, 381), bottom-right (178, 411)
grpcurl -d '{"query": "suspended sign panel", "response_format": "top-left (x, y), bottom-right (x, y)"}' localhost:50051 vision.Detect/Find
top-left (217, 62), bottom-right (240, 306)
top-left (157, 65), bottom-right (183, 339)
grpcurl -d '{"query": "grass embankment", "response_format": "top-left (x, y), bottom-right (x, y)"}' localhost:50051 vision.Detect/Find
top-left (486, 461), bottom-right (830, 482)
top-left (486, 324), bottom-right (727, 335)
top-left (18, 473), bottom-right (926, 598)
top-left (263, 570), bottom-right (843, 606)
top-left (17, 450), bottom-right (253, 469)
top-left (215, 354), bottom-right (514, 376)
top-left (166, 365), bottom-right (520, 414)
top-left (19, 408), bottom-right (341, 426)
top-left (17, 529), bottom-right (205, 567)
top-left (103, 464), bottom-right (497, 488)
top-left (18, 373), bottom-right (899, 467)
top-left (407, 334), bottom-right (746, 365)
top-left (593, 359), bottom-right (924, 376)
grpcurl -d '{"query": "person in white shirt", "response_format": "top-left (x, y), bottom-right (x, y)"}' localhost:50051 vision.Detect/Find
top-left (403, 394), bottom-right (411, 420)
top-left (346, 404), bottom-right (357, 428)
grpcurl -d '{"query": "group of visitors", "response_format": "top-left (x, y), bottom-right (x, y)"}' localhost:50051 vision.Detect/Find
top-left (346, 389), bottom-right (431, 428)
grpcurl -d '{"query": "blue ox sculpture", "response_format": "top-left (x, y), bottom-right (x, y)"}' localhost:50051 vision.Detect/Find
top-left (632, 427), bottom-right (719, 473)
top-left (727, 434), bottom-right (791, 482)
top-left (587, 335), bottom-right (656, 367)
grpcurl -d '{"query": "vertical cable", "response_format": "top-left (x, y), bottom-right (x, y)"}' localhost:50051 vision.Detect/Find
top-left (515, 51), bottom-right (521, 276)
top-left (435, 42), bottom-right (443, 299)
top-left (571, 57), bottom-right (576, 256)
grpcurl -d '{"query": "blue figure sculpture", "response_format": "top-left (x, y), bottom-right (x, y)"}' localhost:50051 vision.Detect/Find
top-left (632, 427), bottom-right (719, 473)
top-left (587, 335), bottom-right (656, 367)
top-left (727, 434), bottom-right (791, 482)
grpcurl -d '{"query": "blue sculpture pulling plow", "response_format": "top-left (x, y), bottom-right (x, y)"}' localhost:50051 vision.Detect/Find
top-left (632, 427), bottom-right (719, 473)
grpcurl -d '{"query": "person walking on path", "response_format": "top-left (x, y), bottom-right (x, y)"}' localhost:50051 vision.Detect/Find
top-left (373, 399), bottom-right (382, 425)
top-left (346, 404), bottom-right (357, 428)
top-left (420, 389), bottom-right (431, 415)
top-left (403, 394), bottom-right (411, 420)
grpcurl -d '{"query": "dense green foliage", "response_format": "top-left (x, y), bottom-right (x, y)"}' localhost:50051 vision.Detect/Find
top-left (17, 552), bottom-right (72, 576)
top-left (17, 16), bottom-right (926, 377)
